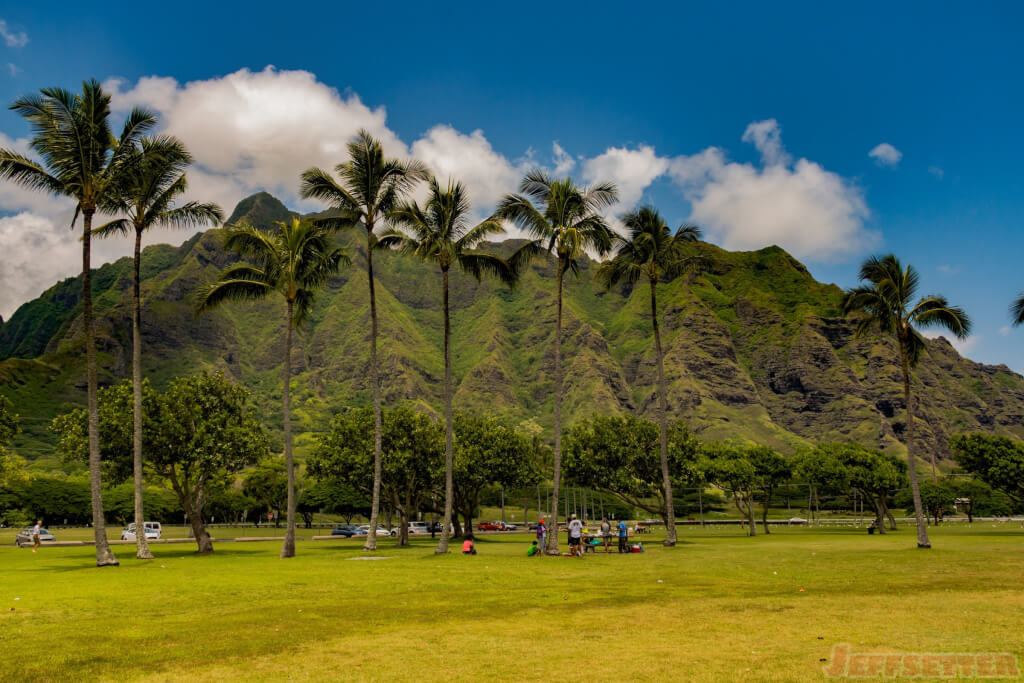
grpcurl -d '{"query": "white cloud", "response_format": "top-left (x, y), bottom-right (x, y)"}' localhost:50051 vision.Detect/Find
top-left (7, 62), bottom-right (20, 77)
top-left (937, 264), bottom-right (962, 275)
top-left (581, 144), bottom-right (669, 212)
top-left (669, 121), bottom-right (875, 261)
top-left (552, 142), bottom-right (575, 176)
top-left (869, 143), bottom-right (902, 167)
top-left (1000, 326), bottom-right (1011, 337)
top-left (742, 119), bottom-right (790, 167)
top-left (410, 125), bottom-right (523, 213)
top-left (928, 165), bottom-right (945, 180)
top-left (0, 20), bottom-right (28, 48)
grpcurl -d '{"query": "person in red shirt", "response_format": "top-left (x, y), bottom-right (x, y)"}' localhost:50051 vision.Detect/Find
top-left (462, 535), bottom-right (477, 555)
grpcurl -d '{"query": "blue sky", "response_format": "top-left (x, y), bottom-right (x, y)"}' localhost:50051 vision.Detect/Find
top-left (1, 3), bottom-right (1023, 370)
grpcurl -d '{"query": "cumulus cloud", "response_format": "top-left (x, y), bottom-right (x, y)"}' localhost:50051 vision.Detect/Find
top-left (869, 143), bottom-right (902, 167)
top-left (669, 120), bottom-right (875, 261)
top-left (0, 19), bottom-right (28, 48)
top-left (552, 142), bottom-right (575, 176)
top-left (582, 144), bottom-right (669, 212)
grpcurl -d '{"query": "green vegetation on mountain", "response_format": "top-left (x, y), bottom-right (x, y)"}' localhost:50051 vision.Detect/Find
top-left (3, 193), bottom-right (1024, 470)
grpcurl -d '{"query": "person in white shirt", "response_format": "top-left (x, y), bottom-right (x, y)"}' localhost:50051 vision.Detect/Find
top-left (31, 520), bottom-right (41, 553)
top-left (567, 514), bottom-right (583, 557)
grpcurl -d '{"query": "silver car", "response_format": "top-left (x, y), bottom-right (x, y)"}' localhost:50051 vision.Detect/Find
top-left (15, 527), bottom-right (55, 547)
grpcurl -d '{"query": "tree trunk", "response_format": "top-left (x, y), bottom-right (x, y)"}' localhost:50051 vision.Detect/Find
top-left (82, 209), bottom-right (118, 567)
top-left (547, 263), bottom-right (564, 555)
top-left (761, 486), bottom-right (771, 535)
top-left (650, 279), bottom-right (677, 547)
top-left (365, 236), bottom-right (383, 552)
top-left (281, 300), bottom-right (297, 559)
top-left (131, 228), bottom-right (153, 560)
top-left (186, 504), bottom-right (213, 554)
top-left (452, 516), bottom-right (463, 538)
top-left (901, 348), bottom-right (931, 548)
top-left (873, 496), bottom-right (887, 534)
top-left (436, 268), bottom-right (454, 554)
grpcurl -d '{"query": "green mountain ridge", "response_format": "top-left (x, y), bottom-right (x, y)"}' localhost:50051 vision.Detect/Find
top-left (3, 192), bottom-right (1023, 467)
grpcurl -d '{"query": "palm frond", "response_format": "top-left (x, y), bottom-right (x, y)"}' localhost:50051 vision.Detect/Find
top-left (91, 218), bottom-right (132, 238)
top-left (909, 296), bottom-right (972, 339)
top-left (1012, 293), bottom-right (1024, 326)
top-left (459, 252), bottom-right (514, 287)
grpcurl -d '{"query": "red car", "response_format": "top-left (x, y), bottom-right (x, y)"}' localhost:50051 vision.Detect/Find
top-left (477, 521), bottom-right (502, 531)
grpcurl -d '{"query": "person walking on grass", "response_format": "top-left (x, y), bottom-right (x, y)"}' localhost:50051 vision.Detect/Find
top-left (31, 520), bottom-right (41, 553)
top-left (617, 519), bottom-right (628, 554)
top-left (568, 514), bottom-right (583, 557)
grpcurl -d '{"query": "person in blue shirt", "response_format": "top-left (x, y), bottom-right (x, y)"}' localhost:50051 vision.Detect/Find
top-left (617, 520), bottom-right (628, 553)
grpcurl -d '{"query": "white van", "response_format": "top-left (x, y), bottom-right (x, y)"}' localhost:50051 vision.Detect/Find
top-left (121, 522), bottom-right (162, 541)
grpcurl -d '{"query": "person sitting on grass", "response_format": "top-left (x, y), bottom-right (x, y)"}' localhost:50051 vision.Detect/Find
top-left (527, 539), bottom-right (540, 556)
top-left (462, 535), bottom-right (477, 555)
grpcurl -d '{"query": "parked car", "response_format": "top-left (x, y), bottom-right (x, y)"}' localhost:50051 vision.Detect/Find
top-left (121, 522), bottom-right (161, 541)
top-left (500, 522), bottom-right (518, 531)
top-left (15, 527), bottom-right (55, 547)
top-left (407, 522), bottom-right (431, 535)
top-left (330, 524), bottom-right (361, 537)
top-left (477, 521), bottom-right (502, 531)
top-left (356, 524), bottom-right (396, 537)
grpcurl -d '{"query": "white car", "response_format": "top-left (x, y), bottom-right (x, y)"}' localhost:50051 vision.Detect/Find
top-left (121, 522), bottom-right (162, 541)
top-left (407, 522), bottom-right (431, 535)
top-left (356, 524), bottom-right (396, 537)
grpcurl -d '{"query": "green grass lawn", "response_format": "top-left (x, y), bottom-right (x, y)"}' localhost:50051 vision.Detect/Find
top-left (2, 524), bottom-right (1022, 681)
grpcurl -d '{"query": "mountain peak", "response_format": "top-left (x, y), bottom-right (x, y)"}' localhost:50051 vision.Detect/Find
top-left (225, 192), bottom-right (298, 229)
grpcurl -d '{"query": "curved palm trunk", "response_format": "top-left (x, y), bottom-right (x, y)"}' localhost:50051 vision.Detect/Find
top-left (547, 263), bottom-right (564, 555)
top-left (650, 279), bottom-right (677, 546)
top-left (131, 229), bottom-right (153, 560)
top-left (900, 348), bottom-right (931, 548)
top-left (364, 240), bottom-right (383, 552)
top-left (436, 268), bottom-right (454, 554)
top-left (281, 300), bottom-right (297, 559)
top-left (82, 209), bottom-right (118, 567)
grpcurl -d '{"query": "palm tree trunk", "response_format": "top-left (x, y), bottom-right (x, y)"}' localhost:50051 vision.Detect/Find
top-left (547, 262), bottom-right (564, 555)
top-left (82, 209), bottom-right (118, 567)
top-left (901, 348), bottom-right (931, 548)
top-left (761, 487), bottom-right (771, 535)
top-left (650, 279), bottom-right (677, 546)
top-left (364, 238), bottom-right (383, 552)
top-left (281, 299), bottom-right (296, 559)
top-left (436, 268), bottom-right (454, 554)
top-left (132, 228), bottom-right (153, 560)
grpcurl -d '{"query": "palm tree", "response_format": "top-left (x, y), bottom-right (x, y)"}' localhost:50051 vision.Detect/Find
top-left (843, 254), bottom-right (970, 548)
top-left (496, 170), bottom-right (618, 554)
top-left (597, 207), bottom-right (705, 547)
top-left (95, 136), bottom-right (223, 560)
top-left (386, 176), bottom-right (531, 553)
top-left (0, 80), bottom-right (156, 567)
top-left (198, 218), bottom-right (348, 558)
top-left (299, 130), bottom-right (426, 551)
top-left (1010, 294), bottom-right (1024, 328)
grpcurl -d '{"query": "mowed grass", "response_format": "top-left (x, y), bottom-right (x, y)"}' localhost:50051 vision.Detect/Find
top-left (2, 525), bottom-right (1023, 682)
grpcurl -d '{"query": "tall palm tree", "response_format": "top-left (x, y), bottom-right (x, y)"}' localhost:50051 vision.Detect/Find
top-left (496, 170), bottom-right (618, 554)
top-left (386, 176), bottom-right (531, 553)
top-left (95, 136), bottom-right (223, 560)
top-left (1010, 294), bottom-right (1024, 328)
top-left (299, 130), bottom-right (426, 551)
top-left (198, 218), bottom-right (348, 558)
top-left (843, 254), bottom-right (970, 548)
top-left (597, 207), bottom-right (705, 547)
top-left (0, 80), bottom-right (155, 567)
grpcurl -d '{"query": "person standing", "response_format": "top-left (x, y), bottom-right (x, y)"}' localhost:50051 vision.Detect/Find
top-left (617, 519), bottom-right (628, 554)
top-left (568, 514), bottom-right (583, 557)
top-left (31, 520), bottom-right (42, 553)
top-left (536, 518), bottom-right (547, 552)
top-left (600, 517), bottom-right (612, 553)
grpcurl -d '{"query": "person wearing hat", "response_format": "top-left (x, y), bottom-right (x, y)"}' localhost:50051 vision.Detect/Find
top-left (567, 513), bottom-right (583, 557)
top-left (536, 518), bottom-right (547, 551)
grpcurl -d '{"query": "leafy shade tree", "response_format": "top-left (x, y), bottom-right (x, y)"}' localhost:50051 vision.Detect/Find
top-left (843, 254), bottom-right (971, 548)
top-left (198, 218), bottom-right (348, 558)
top-left (563, 416), bottom-right (700, 528)
top-left (302, 480), bottom-right (371, 524)
top-left (0, 80), bottom-right (156, 567)
top-left (597, 207), bottom-right (705, 545)
top-left (748, 446), bottom-right (791, 534)
top-left (0, 396), bottom-right (23, 488)
top-left (310, 406), bottom-right (443, 546)
top-left (387, 177), bottom-right (528, 553)
top-left (52, 373), bottom-right (269, 553)
top-left (950, 433), bottom-right (1024, 506)
top-left (699, 442), bottom-right (762, 536)
top-left (243, 459), bottom-right (289, 528)
top-left (896, 481), bottom-right (956, 525)
top-left (947, 478), bottom-right (1013, 521)
top-left (300, 130), bottom-right (427, 552)
top-left (794, 443), bottom-right (905, 533)
top-left (496, 170), bottom-right (617, 553)
top-left (95, 136), bottom-right (223, 560)
top-left (450, 415), bottom-right (541, 538)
